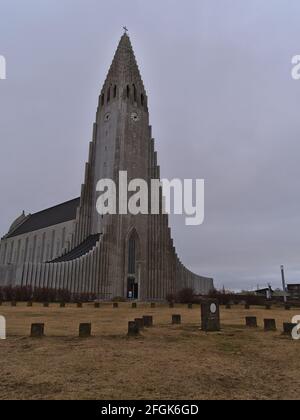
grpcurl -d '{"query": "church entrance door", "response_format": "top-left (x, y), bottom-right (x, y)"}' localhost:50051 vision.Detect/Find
top-left (127, 276), bottom-right (138, 299)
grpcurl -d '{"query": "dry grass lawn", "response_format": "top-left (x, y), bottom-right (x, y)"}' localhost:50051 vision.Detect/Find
top-left (0, 302), bottom-right (299, 400)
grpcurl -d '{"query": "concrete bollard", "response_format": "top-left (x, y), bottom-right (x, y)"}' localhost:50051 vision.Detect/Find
top-left (94, 302), bottom-right (100, 309)
top-left (246, 317), bottom-right (258, 328)
top-left (60, 302), bottom-right (66, 308)
top-left (172, 314), bottom-right (181, 325)
top-left (79, 323), bottom-right (92, 338)
top-left (283, 323), bottom-right (297, 335)
top-left (113, 302), bottom-right (119, 308)
top-left (264, 319), bottom-right (277, 331)
top-left (143, 315), bottom-right (153, 328)
top-left (27, 301), bottom-right (33, 307)
top-left (11, 301), bottom-right (17, 307)
top-left (134, 318), bottom-right (144, 330)
top-left (43, 302), bottom-right (49, 308)
top-left (132, 302), bottom-right (137, 309)
top-left (128, 321), bottom-right (140, 337)
top-left (151, 303), bottom-right (156, 308)
top-left (31, 323), bottom-right (45, 338)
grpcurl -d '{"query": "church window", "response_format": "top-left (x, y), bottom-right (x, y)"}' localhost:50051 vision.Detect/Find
top-left (128, 235), bottom-right (136, 275)
top-left (101, 94), bottom-right (104, 106)
top-left (133, 84), bottom-right (137, 102)
top-left (32, 236), bottom-right (37, 262)
top-left (141, 93), bottom-right (144, 106)
top-left (16, 240), bottom-right (21, 264)
top-left (114, 85), bottom-right (117, 98)
top-left (107, 87), bottom-right (111, 103)
top-left (127, 85), bottom-right (130, 98)
top-left (62, 228), bottom-right (66, 249)
top-left (24, 237), bottom-right (29, 262)
top-left (1, 243), bottom-right (7, 264)
top-left (41, 232), bottom-right (46, 261)
top-left (8, 241), bottom-right (14, 264)
top-left (50, 230), bottom-right (55, 260)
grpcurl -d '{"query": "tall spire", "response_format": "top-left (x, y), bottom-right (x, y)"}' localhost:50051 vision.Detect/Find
top-left (102, 32), bottom-right (146, 94)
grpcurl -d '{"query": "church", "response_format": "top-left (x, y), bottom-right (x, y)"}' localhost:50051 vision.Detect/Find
top-left (0, 33), bottom-right (214, 300)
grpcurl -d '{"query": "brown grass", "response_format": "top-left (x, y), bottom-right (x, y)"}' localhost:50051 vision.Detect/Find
top-left (0, 303), bottom-right (299, 400)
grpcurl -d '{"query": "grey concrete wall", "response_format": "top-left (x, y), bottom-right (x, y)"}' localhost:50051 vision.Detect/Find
top-left (0, 219), bottom-right (76, 287)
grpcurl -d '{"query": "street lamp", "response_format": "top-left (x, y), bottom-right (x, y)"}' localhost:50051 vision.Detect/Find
top-left (281, 265), bottom-right (287, 304)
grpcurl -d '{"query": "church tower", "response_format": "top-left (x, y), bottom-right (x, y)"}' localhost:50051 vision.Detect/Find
top-left (72, 34), bottom-right (150, 243)
top-left (71, 32), bottom-right (169, 299)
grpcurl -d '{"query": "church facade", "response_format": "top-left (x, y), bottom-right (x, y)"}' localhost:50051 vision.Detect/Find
top-left (0, 34), bottom-right (214, 300)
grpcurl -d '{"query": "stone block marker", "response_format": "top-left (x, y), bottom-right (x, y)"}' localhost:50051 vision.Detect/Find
top-left (134, 318), bottom-right (144, 330)
top-left (264, 319), bottom-right (277, 331)
top-left (201, 300), bottom-right (221, 332)
top-left (246, 317), bottom-right (258, 328)
top-left (283, 323), bottom-right (297, 335)
top-left (113, 302), bottom-right (119, 308)
top-left (132, 302), bottom-right (137, 309)
top-left (143, 316), bottom-right (153, 328)
top-left (94, 302), bottom-right (100, 308)
top-left (151, 303), bottom-right (156, 308)
top-left (31, 323), bottom-right (45, 338)
top-left (172, 314), bottom-right (181, 325)
top-left (11, 301), bottom-right (17, 307)
top-left (128, 321), bottom-right (140, 336)
top-left (27, 301), bottom-right (33, 307)
top-left (79, 323), bottom-right (92, 338)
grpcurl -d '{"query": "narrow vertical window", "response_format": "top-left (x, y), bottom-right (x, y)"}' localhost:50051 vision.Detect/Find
top-left (128, 236), bottom-right (136, 275)
top-left (127, 85), bottom-right (130, 98)
top-left (1, 243), bottom-right (7, 264)
top-left (114, 85), bottom-right (117, 98)
top-left (133, 84), bottom-right (137, 102)
top-left (16, 240), bottom-right (21, 264)
top-left (24, 237), bottom-right (29, 262)
top-left (107, 87), bottom-right (111, 103)
top-left (50, 230), bottom-right (55, 260)
top-left (41, 232), bottom-right (46, 262)
top-left (32, 236), bottom-right (37, 262)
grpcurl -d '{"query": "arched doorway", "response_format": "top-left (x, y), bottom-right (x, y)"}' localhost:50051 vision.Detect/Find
top-left (126, 230), bottom-right (140, 300)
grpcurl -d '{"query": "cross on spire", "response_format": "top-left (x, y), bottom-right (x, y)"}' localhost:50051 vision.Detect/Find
top-left (123, 26), bottom-right (128, 34)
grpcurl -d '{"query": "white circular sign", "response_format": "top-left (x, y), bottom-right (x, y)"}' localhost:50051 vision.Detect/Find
top-left (210, 303), bottom-right (217, 314)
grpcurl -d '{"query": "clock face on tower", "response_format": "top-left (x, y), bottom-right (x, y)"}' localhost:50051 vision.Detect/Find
top-left (131, 112), bottom-right (140, 122)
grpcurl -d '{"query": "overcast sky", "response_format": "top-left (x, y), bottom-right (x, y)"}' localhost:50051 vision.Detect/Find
top-left (0, 0), bottom-right (300, 290)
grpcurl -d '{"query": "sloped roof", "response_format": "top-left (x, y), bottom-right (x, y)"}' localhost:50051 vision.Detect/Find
top-left (6, 198), bottom-right (80, 238)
